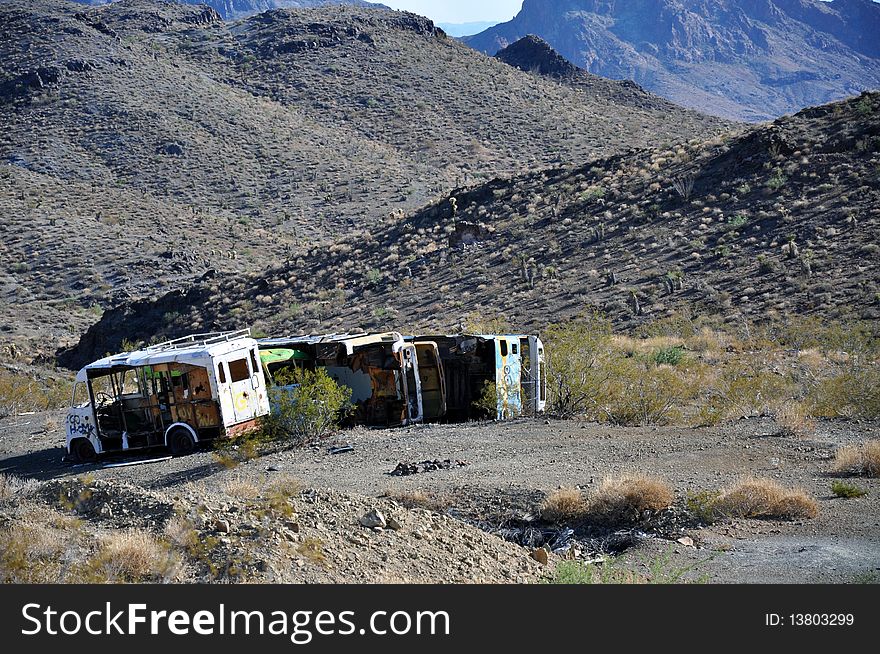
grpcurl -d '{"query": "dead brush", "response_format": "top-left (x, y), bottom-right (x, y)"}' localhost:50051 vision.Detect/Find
top-left (80, 530), bottom-right (180, 583)
top-left (585, 474), bottom-right (674, 526)
top-left (540, 487), bottom-right (588, 522)
top-left (833, 440), bottom-right (880, 477)
top-left (715, 478), bottom-right (818, 520)
top-left (775, 401), bottom-right (816, 439)
top-left (297, 537), bottom-right (327, 567)
top-left (0, 473), bottom-right (37, 500)
top-left (221, 477), bottom-right (260, 500)
top-left (385, 489), bottom-right (451, 513)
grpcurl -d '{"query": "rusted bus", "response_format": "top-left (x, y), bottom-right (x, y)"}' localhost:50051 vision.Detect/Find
top-left (407, 334), bottom-right (546, 421)
top-left (66, 331), bottom-right (270, 462)
top-left (258, 333), bottom-right (425, 427)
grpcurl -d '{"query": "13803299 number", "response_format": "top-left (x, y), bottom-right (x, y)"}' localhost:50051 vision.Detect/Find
top-left (790, 614), bottom-right (854, 626)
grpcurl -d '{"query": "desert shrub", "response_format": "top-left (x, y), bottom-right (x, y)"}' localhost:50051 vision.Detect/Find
top-left (832, 441), bottom-right (880, 477)
top-left (549, 548), bottom-right (707, 584)
top-left (809, 366), bottom-right (880, 419)
top-left (462, 311), bottom-right (511, 335)
top-left (710, 364), bottom-right (792, 419)
top-left (540, 487), bottom-right (588, 522)
top-left (386, 489), bottom-right (451, 513)
top-left (594, 359), bottom-right (697, 426)
top-left (715, 478), bottom-right (818, 520)
top-left (0, 521), bottom-right (67, 583)
top-left (545, 315), bottom-right (695, 424)
top-left (651, 346), bottom-right (685, 366)
top-left (471, 380), bottom-right (497, 419)
top-left (0, 473), bottom-right (37, 500)
top-left (550, 560), bottom-right (643, 584)
top-left (297, 537), bottom-right (327, 567)
top-left (586, 474), bottom-right (674, 526)
top-left (686, 490), bottom-right (722, 524)
top-left (831, 481), bottom-right (868, 499)
top-left (0, 369), bottom-right (72, 418)
top-left (80, 530), bottom-right (179, 583)
top-left (543, 314), bottom-right (613, 418)
top-left (262, 368), bottom-right (352, 443)
top-left (769, 317), bottom-right (879, 358)
top-left (775, 401), bottom-right (816, 438)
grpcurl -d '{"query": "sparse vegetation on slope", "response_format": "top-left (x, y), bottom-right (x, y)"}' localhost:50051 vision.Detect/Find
top-left (0, 0), bottom-right (729, 357)
top-left (65, 92), bottom-right (879, 371)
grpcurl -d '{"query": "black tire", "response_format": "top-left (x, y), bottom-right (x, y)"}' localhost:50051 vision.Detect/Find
top-left (168, 428), bottom-right (196, 457)
top-left (72, 439), bottom-right (97, 463)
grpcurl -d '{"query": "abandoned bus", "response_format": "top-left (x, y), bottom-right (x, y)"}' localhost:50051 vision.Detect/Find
top-left (409, 334), bottom-right (546, 421)
top-left (258, 332), bottom-right (438, 427)
top-left (66, 330), bottom-right (270, 462)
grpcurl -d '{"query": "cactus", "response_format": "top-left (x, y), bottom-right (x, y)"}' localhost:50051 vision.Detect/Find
top-left (628, 289), bottom-right (642, 316)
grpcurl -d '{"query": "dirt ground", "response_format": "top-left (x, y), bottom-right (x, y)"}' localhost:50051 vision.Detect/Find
top-left (2, 410), bottom-right (879, 584)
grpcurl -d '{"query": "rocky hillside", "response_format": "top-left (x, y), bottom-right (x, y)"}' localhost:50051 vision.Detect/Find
top-left (0, 475), bottom-right (547, 583)
top-left (0, 0), bottom-right (730, 359)
top-left (64, 92), bottom-right (880, 368)
top-left (70, 0), bottom-right (384, 20)
top-left (465, 0), bottom-right (880, 122)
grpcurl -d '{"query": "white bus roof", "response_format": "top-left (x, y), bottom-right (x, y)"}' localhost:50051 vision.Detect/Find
top-left (259, 332), bottom-right (404, 356)
top-left (76, 330), bottom-right (256, 382)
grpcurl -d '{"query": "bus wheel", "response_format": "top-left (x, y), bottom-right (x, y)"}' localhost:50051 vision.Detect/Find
top-left (72, 439), bottom-right (97, 463)
top-left (168, 428), bottom-right (196, 457)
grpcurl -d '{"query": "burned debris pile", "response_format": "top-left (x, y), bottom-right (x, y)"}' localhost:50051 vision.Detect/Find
top-left (389, 459), bottom-right (470, 477)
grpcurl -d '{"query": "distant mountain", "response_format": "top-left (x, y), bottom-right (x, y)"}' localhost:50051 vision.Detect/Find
top-left (437, 21), bottom-right (499, 38)
top-left (495, 35), bottom-right (717, 112)
top-left (465, 0), bottom-right (880, 122)
top-left (70, 0), bottom-right (384, 20)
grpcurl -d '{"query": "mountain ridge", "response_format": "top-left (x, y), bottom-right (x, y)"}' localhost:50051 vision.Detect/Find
top-left (464, 0), bottom-right (880, 121)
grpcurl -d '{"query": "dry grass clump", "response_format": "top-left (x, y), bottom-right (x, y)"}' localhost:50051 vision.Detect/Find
top-left (775, 401), bottom-right (816, 438)
top-left (385, 489), bottom-right (452, 513)
top-left (0, 507), bottom-right (89, 583)
top-left (297, 537), bottom-right (327, 567)
top-left (0, 473), bottom-right (37, 500)
top-left (715, 478), bottom-right (818, 520)
top-left (163, 514), bottom-right (197, 549)
top-left (832, 440), bottom-right (880, 477)
top-left (82, 530), bottom-right (180, 583)
top-left (222, 477), bottom-right (260, 500)
top-left (586, 474), bottom-right (674, 525)
top-left (540, 487), bottom-right (588, 522)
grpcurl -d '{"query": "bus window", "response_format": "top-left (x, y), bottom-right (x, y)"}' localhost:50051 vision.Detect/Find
top-left (228, 359), bottom-right (250, 383)
top-left (120, 369), bottom-right (142, 396)
top-left (72, 383), bottom-right (89, 408)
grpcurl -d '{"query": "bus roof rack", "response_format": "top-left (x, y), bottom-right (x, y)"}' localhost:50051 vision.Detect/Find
top-left (144, 329), bottom-right (253, 353)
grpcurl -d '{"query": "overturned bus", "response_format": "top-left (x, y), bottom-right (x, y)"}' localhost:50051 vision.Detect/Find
top-left (408, 334), bottom-right (547, 421)
top-left (65, 330), bottom-right (270, 462)
top-left (258, 332), bottom-right (545, 426)
top-left (257, 332), bottom-right (445, 427)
